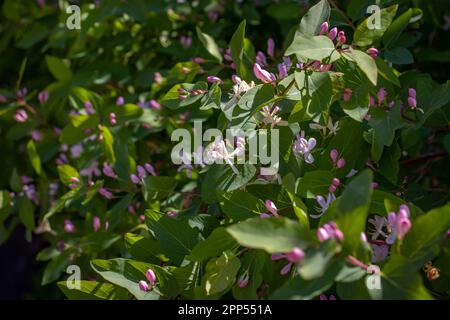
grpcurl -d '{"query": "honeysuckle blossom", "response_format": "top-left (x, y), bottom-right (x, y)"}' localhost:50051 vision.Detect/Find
top-left (371, 244), bottom-right (389, 263)
top-left (317, 221), bottom-right (344, 242)
top-left (271, 247), bottom-right (305, 275)
top-left (102, 163), bottom-right (117, 178)
top-left (309, 117), bottom-right (339, 136)
top-left (292, 131), bottom-right (316, 164)
top-left (144, 163), bottom-right (157, 176)
top-left (203, 137), bottom-right (245, 175)
top-left (207, 76), bottom-right (223, 84)
top-left (237, 272), bottom-right (249, 288)
top-left (368, 215), bottom-right (389, 240)
top-left (386, 205), bottom-right (412, 244)
top-left (253, 63), bottom-right (276, 83)
top-left (223, 75), bottom-right (255, 111)
top-left (346, 168), bottom-right (358, 177)
top-left (98, 187), bottom-right (113, 199)
top-left (256, 51), bottom-right (268, 66)
top-left (260, 105), bottom-right (288, 128)
top-left (311, 193), bottom-right (336, 219)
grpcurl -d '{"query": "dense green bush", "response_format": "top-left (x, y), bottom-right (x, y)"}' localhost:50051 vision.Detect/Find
top-left (0, 0), bottom-right (449, 300)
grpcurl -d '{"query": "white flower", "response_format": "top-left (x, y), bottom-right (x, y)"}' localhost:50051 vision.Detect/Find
top-left (309, 117), bottom-right (339, 136)
top-left (292, 131), bottom-right (316, 164)
top-left (368, 215), bottom-right (389, 240)
top-left (223, 76), bottom-right (255, 111)
top-left (203, 137), bottom-right (245, 175)
top-left (260, 105), bottom-right (288, 128)
top-left (310, 193), bottom-right (336, 219)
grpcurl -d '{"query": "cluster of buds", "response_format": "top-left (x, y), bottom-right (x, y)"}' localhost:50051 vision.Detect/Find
top-left (386, 204), bottom-right (412, 244)
top-left (139, 268), bottom-right (157, 292)
top-left (178, 87), bottom-right (208, 101)
top-left (328, 178), bottom-right (340, 193)
top-left (271, 247), bottom-right (305, 275)
top-left (366, 47), bottom-right (378, 59)
top-left (130, 163), bottom-right (157, 185)
top-left (109, 112), bottom-right (117, 125)
top-left (317, 221), bottom-right (344, 242)
top-left (319, 22), bottom-right (345, 46)
top-left (407, 88), bottom-right (417, 109)
top-left (330, 149), bottom-right (345, 169)
top-left (68, 177), bottom-right (81, 189)
top-left (98, 187), bottom-right (113, 200)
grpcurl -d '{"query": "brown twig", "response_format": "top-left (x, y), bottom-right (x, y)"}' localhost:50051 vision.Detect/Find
top-left (400, 151), bottom-right (447, 165)
top-left (329, 0), bottom-right (356, 31)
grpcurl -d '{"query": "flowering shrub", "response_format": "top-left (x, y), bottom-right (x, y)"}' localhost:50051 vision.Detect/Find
top-left (0, 0), bottom-right (449, 300)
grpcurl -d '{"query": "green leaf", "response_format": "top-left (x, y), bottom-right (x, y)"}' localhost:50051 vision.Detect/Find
top-left (42, 249), bottom-right (75, 285)
top-left (80, 232), bottom-right (121, 253)
top-left (353, 5), bottom-right (398, 46)
top-left (227, 217), bottom-right (310, 253)
top-left (385, 47), bottom-right (414, 65)
top-left (201, 164), bottom-right (256, 204)
top-left (379, 142), bottom-right (401, 184)
top-left (196, 27), bottom-right (222, 62)
top-left (232, 250), bottom-right (265, 300)
top-left (271, 261), bottom-right (343, 299)
top-left (401, 203), bottom-right (450, 269)
top-left (142, 176), bottom-right (177, 201)
top-left (58, 281), bottom-right (129, 300)
top-left (45, 55), bottom-right (73, 82)
top-left (295, 71), bottom-right (333, 119)
top-left (18, 196), bottom-right (35, 231)
top-left (347, 47), bottom-right (378, 86)
top-left (299, 242), bottom-right (339, 280)
top-left (297, 170), bottom-right (334, 199)
top-left (125, 233), bottom-right (169, 263)
top-left (298, 0), bottom-right (330, 36)
top-left (369, 255), bottom-right (433, 300)
top-left (90, 258), bottom-right (175, 300)
top-left (0, 190), bottom-right (12, 224)
top-left (285, 35), bottom-right (337, 61)
top-left (368, 103), bottom-right (405, 162)
top-left (375, 57), bottom-right (400, 87)
top-left (383, 9), bottom-right (413, 48)
top-left (188, 228), bottom-right (238, 261)
top-left (57, 164), bottom-right (80, 185)
top-left (145, 209), bottom-right (200, 265)
top-left (229, 20), bottom-right (250, 81)
top-left (101, 126), bottom-right (115, 164)
top-left (27, 140), bottom-right (42, 176)
top-left (200, 251), bottom-right (241, 296)
top-left (220, 190), bottom-right (264, 221)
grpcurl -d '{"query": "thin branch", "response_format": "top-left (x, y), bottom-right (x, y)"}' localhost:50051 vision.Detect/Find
top-left (400, 151), bottom-right (447, 165)
top-left (329, 0), bottom-right (356, 31)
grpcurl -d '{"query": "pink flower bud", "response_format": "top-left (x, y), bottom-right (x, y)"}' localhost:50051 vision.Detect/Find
top-left (377, 87), bottom-right (387, 105)
top-left (109, 113), bottom-right (117, 125)
top-left (371, 182), bottom-right (379, 189)
top-left (337, 158), bottom-right (346, 169)
top-left (93, 216), bottom-right (101, 232)
top-left (144, 163), bottom-right (157, 176)
top-left (286, 247), bottom-right (305, 263)
top-left (369, 96), bottom-right (376, 107)
top-left (337, 31), bottom-right (346, 45)
top-left (278, 63), bottom-right (288, 79)
top-left (14, 109), bottom-right (28, 122)
top-left (330, 149), bottom-right (338, 163)
top-left (253, 63), bottom-right (276, 83)
top-left (408, 96), bottom-right (417, 109)
top-left (317, 227), bottom-right (330, 242)
top-left (84, 101), bottom-right (94, 114)
top-left (146, 268), bottom-right (157, 285)
top-left (130, 174), bottom-right (140, 184)
top-left (137, 165), bottom-right (147, 179)
top-left (265, 200), bottom-right (278, 216)
top-left (319, 21), bottom-right (329, 35)
top-left (64, 220), bottom-right (75, 233)
top-left (116, 96), bottom-right (125, 106)
top-left (31, 130), bottom-right (43, 141)
top-left (398, 204), bottom-right (410, 218)
top-left (38, 91), bottom-right (49, 104)
top-left (207, 76), bottom-right (223, 84)
top-left (271, 253), bottom-right (285, 261)
top-left (70, 177), bottom-right (80, 183)
top-left (138, 280), bottom-right (150, 292)
top-left (139, 214), bottom-right (145, 222)
top-left (360, 232), bottom-right (367, 242)
top-left (154, 72), bottom-right (162, 84)
top-left (267, 38), bottom-right (275, 58)
top-left (260, 213), bottom-right (271, 218)
top-left (328, 27), bottom-right (338, 41)
top-left (332, 178), bottom-right (340, 186)
top-left (343, 88), bottom-right (352, 101)
top-left (98, 187), bottom-right (113, 200)
top-left (329, 184), bottom-right (337, 193)
top-left (366, 48), bottom-right (378, 59)
top-left (408, 88), bottom-right (416, 98)
top-left (102, 163), bottom-right (117, 178)
top-left (0, 95), bottom-right (6, 103)
top-left (237, 273), bottom-right (249, 288)
top-left (334, 229), bottom-right (344, 242)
